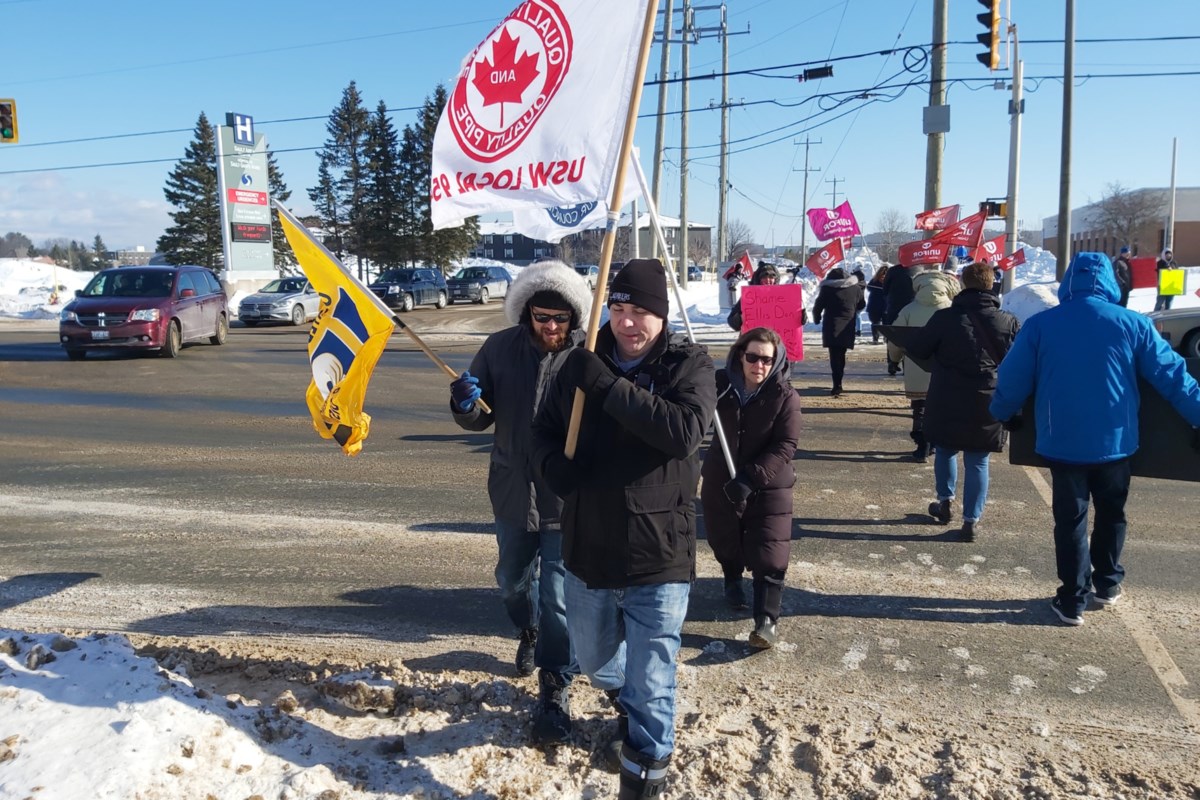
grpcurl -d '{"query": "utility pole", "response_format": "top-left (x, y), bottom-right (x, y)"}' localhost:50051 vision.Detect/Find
top-left (717, 9), bottom-right (729, 266)
top-left (1002, 28), bottom-right (1024, 294)
top-left (651, 0), bottom-right (674, 260)
top-left (825, 175), bottom-right (844, 208)
top-left (678, 0), bottom-right (692, 286)
top-left (924, 0), bottom-right (948, 225)
top-left (1166, 137), bottom-right (1179, 252)
top-left (1056, 0), bottom-right (1075, 279)
top-left (793, 137), bottom-right (822, 264)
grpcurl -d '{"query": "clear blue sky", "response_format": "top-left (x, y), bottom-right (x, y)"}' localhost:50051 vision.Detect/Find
top-left (1, 0), bottom-right (1197, 252)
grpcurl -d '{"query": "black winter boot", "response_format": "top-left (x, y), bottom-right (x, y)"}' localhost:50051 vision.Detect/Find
top-left (749, 615), bottom-right (778, 649)
top-left (515, 628), bottom-right (537, 677)
top-left (604, 688), bottom-right (629, 772)
top-left (928, 499), bottom-right (953, 525)
top-left (531, 669), bottom-right (572, 745)
top-left (617, 744), bottom-right (671, 799)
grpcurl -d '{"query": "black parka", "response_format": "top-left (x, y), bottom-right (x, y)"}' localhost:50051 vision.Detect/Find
top-left (700, 358), bottom-right (802, 575)
top-left (531, 326), bottom-right (717, 589)
top-left (882, 265), bottom-right (916, 324)
top-left (812, 274), bottom-right (865, 349)
top-left (903, 289), bottom-right (1021, 452)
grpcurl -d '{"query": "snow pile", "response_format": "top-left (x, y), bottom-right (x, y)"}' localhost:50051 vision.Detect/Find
top-left (0, 258), bottom-right (94, 319)
top-left (1002, 282), bottom-right (1059, 324)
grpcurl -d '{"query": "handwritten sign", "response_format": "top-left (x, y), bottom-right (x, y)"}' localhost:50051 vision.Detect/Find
top-left (740, 284), bottom-right (804, 362)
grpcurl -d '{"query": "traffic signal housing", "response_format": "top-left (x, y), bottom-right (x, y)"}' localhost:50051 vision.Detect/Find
top-left (975, 0), bottom-right (1001, 70)
top-left (0, 99), bottom-right (17, 144)
top-left (980, 199), bottom-right (1008, 219)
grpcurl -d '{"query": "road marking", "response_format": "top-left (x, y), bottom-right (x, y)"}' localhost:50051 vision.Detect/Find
top-left (1022, 465), bottom-right (1199, 732)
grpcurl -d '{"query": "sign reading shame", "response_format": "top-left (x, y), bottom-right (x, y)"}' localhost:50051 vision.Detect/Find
top-left (740, 283), bottom-right (804, 362)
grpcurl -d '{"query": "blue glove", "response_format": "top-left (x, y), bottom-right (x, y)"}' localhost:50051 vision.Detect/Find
top-left (450, 371), bottom-right (481, 412)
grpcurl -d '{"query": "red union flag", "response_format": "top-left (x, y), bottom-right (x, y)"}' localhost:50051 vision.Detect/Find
top-left (430, 0), bottom-right (652, 229)
top-left (996, 248), bottom-right (1026, 272)
top-left (806, 201), bottom-right (861, 242)
top-left (974, 234), bottom-right (1006, 264)
top-left (898, 238), bottom-right (952, 267)
top-left (723, 251), bottom-right (754, 281)
top-left (931, 210), bottom-right (986, 248)
top-left (914, 204), bottom-right (960, 231)
top-left (806, 238), bottom-right (845, 279)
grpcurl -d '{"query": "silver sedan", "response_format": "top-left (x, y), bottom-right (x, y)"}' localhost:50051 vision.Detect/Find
top-left (238, 277), bottom-right (320, 327)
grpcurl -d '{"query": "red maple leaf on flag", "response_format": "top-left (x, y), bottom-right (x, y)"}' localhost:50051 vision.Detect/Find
top-left (471, 26), bottom-right (541, 128)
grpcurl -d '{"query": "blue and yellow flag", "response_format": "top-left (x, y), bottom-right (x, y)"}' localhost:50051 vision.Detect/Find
top-left (276, 204), bottom-right (395, 456)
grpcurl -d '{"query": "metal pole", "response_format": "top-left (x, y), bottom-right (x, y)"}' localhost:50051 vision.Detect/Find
top-left (1056, 0), bottom-right (1075, 279)
top-left (214, 123), bottom-right (234, 278)
top-left (1002, 35), bottom-right (1023, 294)
top-left (717, 5), bottom-right (729, 266)
top-left (678, 0), bottom-right (691, 287)
top-left (1166, 137), bottom-right (1178, 252)
top-left (924, 0), bottom-right (948, 222)
top-left (651, 0), bottom-right (674, 260)
top-left (631, 198), bottom-right (640, 258)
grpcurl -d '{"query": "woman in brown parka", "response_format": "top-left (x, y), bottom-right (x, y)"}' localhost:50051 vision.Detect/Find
top-left (701, 327), bottom-right (803, 648)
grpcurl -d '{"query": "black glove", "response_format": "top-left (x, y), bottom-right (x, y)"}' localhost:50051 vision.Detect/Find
top-left (723, 476), bottom-right (754, 515)
top-left (560, 348), bottom-right (617, 397)
top-left (1002, 415), bottom-right (1023, 432)
top-left (541, 452), bottom-right (581, 497)
top-left (450, 371), bottom-right (481, 412)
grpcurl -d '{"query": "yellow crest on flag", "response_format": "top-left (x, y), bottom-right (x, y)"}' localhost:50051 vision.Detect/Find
top-left (276, 208), bottom-right (395, 456)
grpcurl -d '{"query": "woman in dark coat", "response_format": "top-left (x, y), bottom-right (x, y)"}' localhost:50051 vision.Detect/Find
top-left (811, 267), bottom-right (865, 396)
top-left (701, 327), bottom-right (802, 649)
top-left (865, 264), bottom-right (889, 343)
top-left (903, 262), bottom-right (1021, 542)
top-left (726, 263), bottom-right (779, 331)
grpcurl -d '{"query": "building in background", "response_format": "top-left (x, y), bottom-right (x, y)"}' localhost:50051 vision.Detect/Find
top-left (1042, 187), bottom-right (1200, 264)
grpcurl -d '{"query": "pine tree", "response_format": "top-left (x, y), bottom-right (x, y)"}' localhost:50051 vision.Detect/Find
top-left (308, 82), bottom-right (371, 278)
top-left (308, 160), bottom-right (342, 257)
top-left (360, 101), bottom-right (404, 271)
top-left (396, 125), bottom-right (424, 266)
top-left (92, 234), bottom-right (111, 269)
top-left (158, 112), bottom-right (222, 269)
top-left (266, 148), bottom-right (296, 274)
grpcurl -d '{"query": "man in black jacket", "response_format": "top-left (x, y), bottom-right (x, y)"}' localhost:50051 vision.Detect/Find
top-left (881, 259), bottom-right (918, 374)
top-left (449, 260), bottom-right (593, 745)
top-left (532, 258), bottom-right (716, 800)
top-left (1112, 246), bottom-right (1133, 307)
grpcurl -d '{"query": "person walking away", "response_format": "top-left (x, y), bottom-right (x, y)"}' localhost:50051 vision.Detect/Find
top-left (531, 258), bottom-right (717, 798)
top-left (902, 262), bottom-right (1020, 541)
top-left (1112, 246), bottom-right (1133, 308)
top-left (990, 251), bottom-right (1200, 626)
top-left (726, 262), bottom-right (779, 331)
top-left (881, 259), bottom-right (918, 374)
top-left (886, 269), bottom-right (961, 462)
top-left (1154, 248), bottom-right (1179, 311)
top-left (865, 264), bottom-right (889, 343)
top-left (448, 259), bottom-right (593, 744)
top-left (700, 327), bottom-right (802, 648)
top-left (812, 267), bottom-right (865, 396)
top-left (851, 267), bottom-right (868, 338)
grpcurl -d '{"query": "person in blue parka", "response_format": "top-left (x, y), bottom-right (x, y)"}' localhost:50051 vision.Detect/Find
top-left (990, 252), bottom-right (1200, 627)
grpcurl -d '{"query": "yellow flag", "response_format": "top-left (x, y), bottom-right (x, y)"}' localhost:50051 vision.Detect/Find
top-left (276, 205), bottom-right (395, 456)
top-left (1159, 268), bottom-right (1185, 297)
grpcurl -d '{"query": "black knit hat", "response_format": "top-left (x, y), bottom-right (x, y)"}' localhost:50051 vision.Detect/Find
top-left (527, 289), bottom-right (573, 310)
top-left (608, 258), bottom-right (670, 320)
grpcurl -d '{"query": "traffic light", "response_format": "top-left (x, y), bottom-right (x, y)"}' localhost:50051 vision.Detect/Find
top-left (975, 0), bottom-right (1001, 70)
top-left (980, 200), bottom-right (1008, 219)
top-left (0, 99), bottom-right (17, 143)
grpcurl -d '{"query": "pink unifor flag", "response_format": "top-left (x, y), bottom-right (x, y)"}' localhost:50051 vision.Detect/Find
top-left (805, 238), bottom-right (845, 279)
top-left (898, 238), bottom-right (952, 267)
top-left (931, 210), bottom-right (987, 248)
top-left (974, 234), bottom-right (1006, 264)
top-left (430, 0), bottom-right (653, 230)
top-left (914, 204), bottom-right (961, 231)
top-left (996, 248), bottom-right (1026, 272)
top-left (806, 200), bottom-right (861, 242)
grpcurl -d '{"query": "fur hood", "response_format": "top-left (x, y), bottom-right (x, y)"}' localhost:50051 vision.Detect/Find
top-left (503, 259), bottom-right (595, 326)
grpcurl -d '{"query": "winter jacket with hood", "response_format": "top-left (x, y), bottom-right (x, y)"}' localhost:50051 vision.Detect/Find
top-left (812, 270), bottom-right (865, 349)
top-left (990, 251), bottom-right (1200, 464)
top-left (700, 345), bottom-right (803, 575)
top-left (904, 288), bottom-right (1020, 452)
top-left (881, 264), bottom-right (917, 324)
top-left (726, 264), bottom-right (780, 331)
top-left (865, 273), bottom-right (888, 323)
top-left (531, 326), bottom-right (717, 589)
top-left (887, 271), bottom-right (961, 397)
top-left (452, 260), bottom-right (594, 530)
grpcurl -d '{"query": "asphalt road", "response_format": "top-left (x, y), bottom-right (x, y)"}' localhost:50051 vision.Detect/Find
top-left (1, 308), bottom-right (1198, 760)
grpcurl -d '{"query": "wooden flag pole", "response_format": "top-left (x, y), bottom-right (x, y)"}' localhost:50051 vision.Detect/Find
top-left (392, 317), bottom-right (492, 416)
top-left (565, 0), bottom-right (661, 458)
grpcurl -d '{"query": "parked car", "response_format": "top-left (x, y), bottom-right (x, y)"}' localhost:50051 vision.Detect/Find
top-left (574, 264), bottom-right (600, 290)
top-left (448, 266), bottom-right (511, 304)
top-left (368, 268), bottom-right (448, 312)
top-left (58, 265), bottom-right (228, 360)
top-left (1149, 307), bottom-right (1200, 359)
top-left (687, 264), bottom-right (704, 282)
top-left (238, 276), bottom-right (319, 326)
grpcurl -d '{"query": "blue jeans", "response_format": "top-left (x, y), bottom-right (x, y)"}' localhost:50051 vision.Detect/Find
top-left (933, 447), bottom-right (990, 522)
top-left (494, 520), bottom-right (572, 674)
top-left (565, 571), bottom-right (689, 761)
top-left (1048, 458), bottom-right (1130, 615)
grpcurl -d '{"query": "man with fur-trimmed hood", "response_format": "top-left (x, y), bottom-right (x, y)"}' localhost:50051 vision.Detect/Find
top-left (448, 259), bottom-right (593, 745)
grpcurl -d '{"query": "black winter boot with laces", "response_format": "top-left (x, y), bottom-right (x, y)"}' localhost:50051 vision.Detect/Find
top-left (531, 669), bottom-right (572, 745)
top-left (515, 628), bottom-right (537, 677)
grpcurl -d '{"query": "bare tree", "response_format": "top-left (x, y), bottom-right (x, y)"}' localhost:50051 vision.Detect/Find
top-left (725, 218), bottom-right (755, 259)
top-left (873, 208), bottom-right (908, 263)
top-left (1091, 182), bottom-right (1167, 254)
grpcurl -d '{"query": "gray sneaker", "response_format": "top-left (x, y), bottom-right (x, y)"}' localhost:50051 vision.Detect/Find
top-left (1092, 585), bottom-right (1123, 607)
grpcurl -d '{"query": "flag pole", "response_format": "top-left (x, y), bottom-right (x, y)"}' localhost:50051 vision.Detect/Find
top-left (273, 200), bottom-right (491, 415)
top-left (565, 0), bottom-right (661, 458)
top-left (629, 153), bottom-right (737, 478)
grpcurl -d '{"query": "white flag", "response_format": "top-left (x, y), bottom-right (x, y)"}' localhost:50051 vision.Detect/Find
top-left (430, 0), bottom-right (652, 230)
top-left (509, 151), bottom-right (641, 243)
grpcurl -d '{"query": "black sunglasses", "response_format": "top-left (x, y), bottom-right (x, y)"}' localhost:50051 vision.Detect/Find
top-left (532, 311), bottom-right (572, 324)
top-left (743, 352), bottom-right (775, 365)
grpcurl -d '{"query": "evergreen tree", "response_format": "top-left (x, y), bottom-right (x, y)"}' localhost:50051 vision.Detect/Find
top-left (396, 125), bottom-right (424, 266)
top-left (266, 148), bottom-right (296, 274)
top-left (360, 101), bottom-right (405, 270)
top-left (92, 234), bottom-right (111, 270)
top-left (308, 82), bottom-right (371, 278)
top-left (157, 112), bottom-right (222, 269)
top-left (1, 231), bottom-right (34, 258)
top-left (308, 160), bottom-right (342, 258)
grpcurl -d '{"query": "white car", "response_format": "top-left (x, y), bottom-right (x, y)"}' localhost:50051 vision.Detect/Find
top-left (238, 277), bottom-right (319, 327)
top-left (1149, 307), bottom-right (1200, 359)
